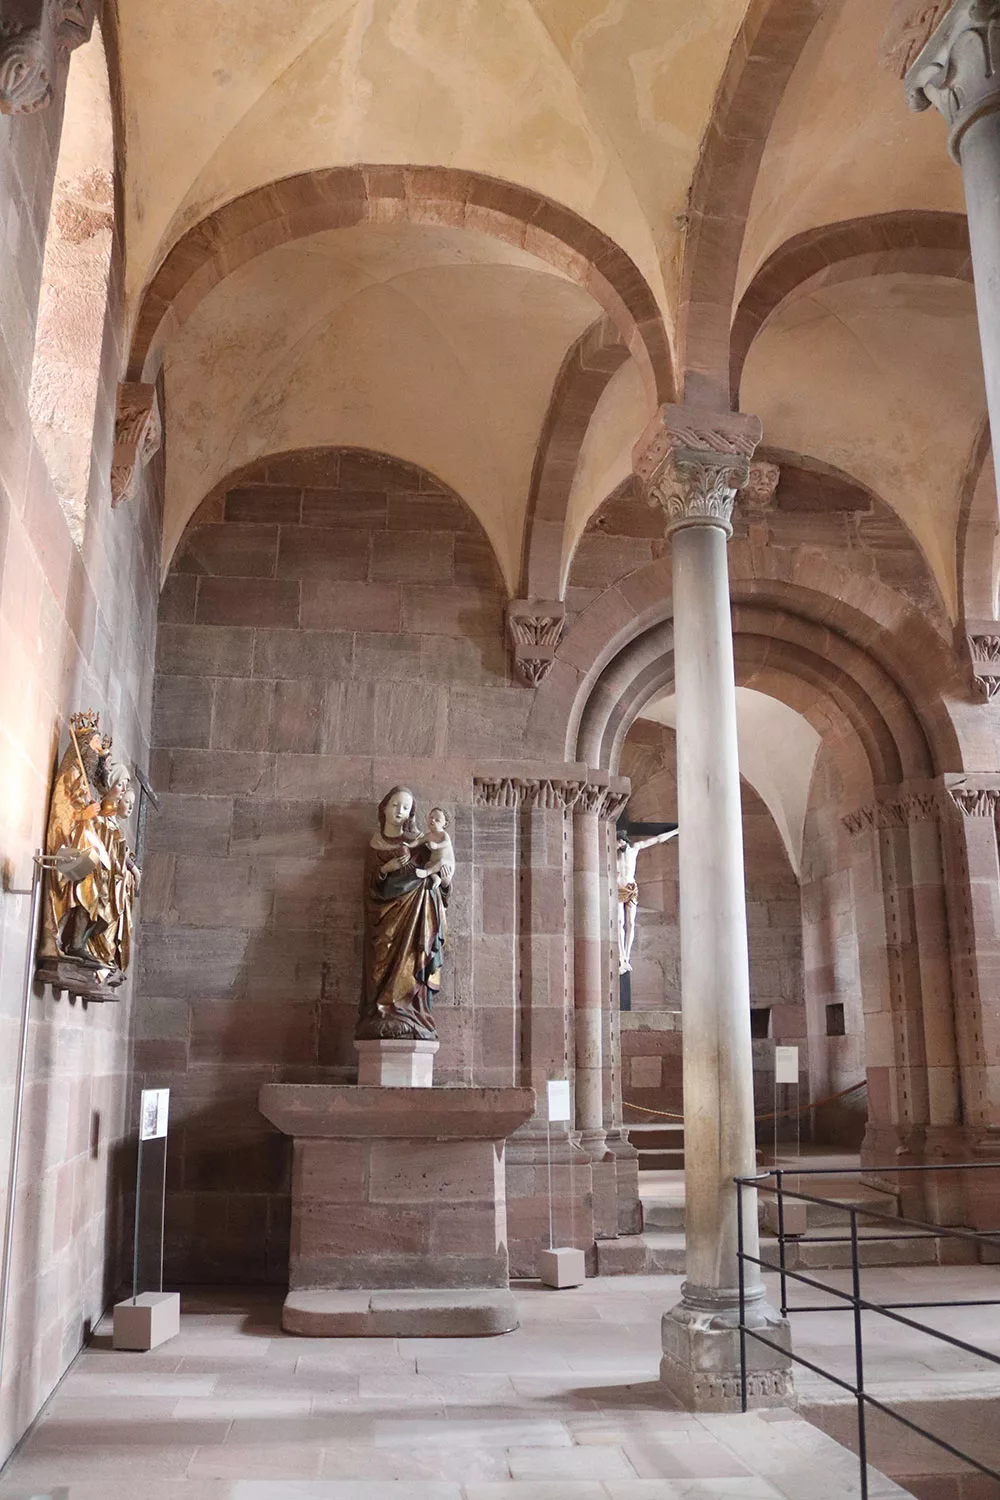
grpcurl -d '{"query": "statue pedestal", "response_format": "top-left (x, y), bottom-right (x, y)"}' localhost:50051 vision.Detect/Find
top-left (355, 1038), bottom-right (439, 1087)
top-left (258, 1083), bottom-right (536, 1336)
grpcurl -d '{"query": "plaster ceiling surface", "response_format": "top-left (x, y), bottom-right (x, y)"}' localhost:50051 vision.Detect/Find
top-left (738, 0), bottom-right (965, 300)
top-left (742, 274), bottom-right (985, 618)
top-left (162, 222), bottom-right (600, 582)
top-left (115, 0), bottom-right (749, 332)
top-left (562, 356), bottom-right (652, 587)
top-left (641, 687), bottom-right (821, 877)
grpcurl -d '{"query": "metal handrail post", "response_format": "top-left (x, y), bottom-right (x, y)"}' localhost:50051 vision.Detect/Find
top-left (775, 1167), bottom-right (788, 1317)
top-left (850, 1208), bottom-right (868, 1500)
top-left (737, 1176), bottom-right (748, 1413)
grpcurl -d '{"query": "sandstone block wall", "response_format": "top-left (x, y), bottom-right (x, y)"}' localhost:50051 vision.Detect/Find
top-left (0, 37), bottom-right (162, 1462)
top-left (138, 448), bottom-right (540, 1282)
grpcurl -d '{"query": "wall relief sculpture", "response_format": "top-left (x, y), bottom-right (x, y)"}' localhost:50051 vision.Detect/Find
top-left (356, 787), bottom-right (455, 1043)
top-left (36, 710), bottom-right (141, 1001)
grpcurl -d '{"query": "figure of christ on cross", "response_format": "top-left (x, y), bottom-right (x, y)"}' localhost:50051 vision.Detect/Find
top-left (616, 823), bottom-right (679, 977)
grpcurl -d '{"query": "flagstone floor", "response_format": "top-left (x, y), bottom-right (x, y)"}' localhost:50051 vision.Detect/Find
top-left (0, 1267), bottom-right (957, 1500)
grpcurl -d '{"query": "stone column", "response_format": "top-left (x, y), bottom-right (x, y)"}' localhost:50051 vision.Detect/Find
top-left (897, 3), bottom-right (1000, 465)
top-left (633, 405), bottom-right (791, 1412)
top-left (573, 780), bottom-right (619, 1238)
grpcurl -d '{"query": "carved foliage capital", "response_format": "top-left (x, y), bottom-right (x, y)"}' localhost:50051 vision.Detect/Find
top-left (966, 624), bottom-right (1000, 699)
top-left (506, 599), bottom-right (565, 687)
top-left (843, 788), bottom-right (941, 835)
top-left (473, 775), bottom-right (627, 818)
top-left (947, 782), bottom-right (1000, 816)
top-left (0, 0), bottom-right (92, 116)
top-left (632, 404), bottom-right (762, 539)
top-left (880, 1), bottom-right (954, 79)
top-left (904, 0), bottom-right (1000, 157)
top-left (111, 383), bottom-right (161, 508)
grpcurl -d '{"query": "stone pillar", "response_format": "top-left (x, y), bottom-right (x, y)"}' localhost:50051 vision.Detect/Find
top-left (633, 405), bottom-right (791, 1412)
top-left (843, 786), bottom-right (965, 1223)
top-left (899, 3), bottom-right (1000, 469)
top-left (573, 780), bottom-right (619, 1239)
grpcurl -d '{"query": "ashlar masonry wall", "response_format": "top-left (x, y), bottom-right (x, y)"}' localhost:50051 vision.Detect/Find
top-left (138, 447), bottom-right (552, 1282)
top-left (0, 22), bottom-right (162, 1461)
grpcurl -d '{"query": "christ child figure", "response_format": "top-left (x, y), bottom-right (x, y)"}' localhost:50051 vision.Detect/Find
top-left (414, 807), bottom-right (455, 897)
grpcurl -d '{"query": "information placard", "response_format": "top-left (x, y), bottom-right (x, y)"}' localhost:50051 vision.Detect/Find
top-left (140, 1087), bottom-right (170, 1141)
top-left (546, 1079), bottom-right (571, 1123)
top-left (774, 1046), bottom-right (799, 1085)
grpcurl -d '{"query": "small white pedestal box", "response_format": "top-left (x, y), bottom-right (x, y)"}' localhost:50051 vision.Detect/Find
top-left (539, 1246), bottom-right (586, 1288)
top-left (112, 1291), bottom-right (180, 1351)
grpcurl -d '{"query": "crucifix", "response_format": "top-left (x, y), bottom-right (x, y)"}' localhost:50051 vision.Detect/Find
top-left (616, 818), bottom-right (678, 1010)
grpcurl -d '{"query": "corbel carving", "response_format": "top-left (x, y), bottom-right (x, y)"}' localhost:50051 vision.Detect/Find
top-left (880, 1), bottom-right (953, 79)
top-left (506, 600), bottom-right (566, 686)
top-left (633, 405), bottom-right (763, 538)
top-left (965, 622), bottom-right (1000, 700)
top-left (737, 460), bottom-right (780, 518)
top-left (903, 0), bottom-right (1000, 159)
top-left (111, 382), bottom-right (161, 508)
top-left (0, 0), bottom-right (92, 115)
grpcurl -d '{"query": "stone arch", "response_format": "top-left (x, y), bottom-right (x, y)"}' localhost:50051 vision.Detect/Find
top-left (530, 550), bottom-right (966, 772)
top-left (518, 316), bottom-right (630, 601)
top-left (127, 165), bottom-right (674, 407)
top-left (730, 211), bottom-right (972, 407)
top-left (956, 419), bottom-right (997, 623)
top-left (27, 18), bottom-right (114, 546)
top-left (679, 0), bottom-right (827, 405)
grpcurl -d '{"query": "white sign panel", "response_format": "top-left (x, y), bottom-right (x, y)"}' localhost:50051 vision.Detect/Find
top-left (140, 1088), bottom-right (170, 1142)
top-left (774, 1046), bottom-right (799, 1085)
top-left (546, 1079), bottom-right (572, 1123)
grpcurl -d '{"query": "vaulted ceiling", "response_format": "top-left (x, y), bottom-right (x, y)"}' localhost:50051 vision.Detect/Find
top-left (110, 0), bottom-right (989, 619)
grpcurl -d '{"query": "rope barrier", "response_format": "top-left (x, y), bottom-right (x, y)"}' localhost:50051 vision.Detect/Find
top-left (623, 1078), bottom-right (868, 1127)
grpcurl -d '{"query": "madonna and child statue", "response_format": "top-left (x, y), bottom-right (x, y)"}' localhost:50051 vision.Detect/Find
top-left (356, 786), bottom-right (455, 1046)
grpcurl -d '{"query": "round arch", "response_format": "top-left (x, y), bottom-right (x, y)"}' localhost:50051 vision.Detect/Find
top-left (127, 165), bottom-right (674, 406)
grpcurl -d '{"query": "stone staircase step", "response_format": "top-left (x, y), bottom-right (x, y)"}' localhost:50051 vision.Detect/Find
top-left (766, 1228), bottom-right (979, 1271)
top-left (595, 1230), bottom-right (686, 1277)
top-left (642, 1201), bottom-right (685, 1232)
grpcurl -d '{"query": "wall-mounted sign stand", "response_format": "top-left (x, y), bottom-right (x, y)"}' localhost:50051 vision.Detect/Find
top-left (112, 1087), bottom-right (180, 1351)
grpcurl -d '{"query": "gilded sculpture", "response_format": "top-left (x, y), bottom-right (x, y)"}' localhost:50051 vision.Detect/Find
top-left (356, 787), bottom-right (454, 1043)
top-left (37, 711), bottom-right (141, 1000)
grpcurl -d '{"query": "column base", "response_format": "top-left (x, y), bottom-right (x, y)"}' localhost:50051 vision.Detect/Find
top-left (659, 1288), bottom-right (793, 1413)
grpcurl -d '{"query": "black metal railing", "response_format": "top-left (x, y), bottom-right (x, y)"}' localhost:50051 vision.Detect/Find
top-left (735, 1163), bottom-right (1000, 1500)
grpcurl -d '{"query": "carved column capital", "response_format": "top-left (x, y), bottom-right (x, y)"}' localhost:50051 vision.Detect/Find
top-left (944, 773), bottom-right (1000, 815)
top-left (965, 620), bottom-right (1000, 698)
top-left (473, 772), bottom-right (629, 817)
top-left (111, 383), bottom-right (161, 508)
top-left (632, 404), bottom-right (763, 539)
top-left (843, 784), bottom-right (942, 835)
top-left (506, 599), bottom-right (565, 686)
top-left (0, 0), bottom-right (92, 115)
top-left (901, 0), bottom-right (1000, 159)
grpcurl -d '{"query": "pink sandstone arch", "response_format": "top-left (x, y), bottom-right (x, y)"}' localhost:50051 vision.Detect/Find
top-left (730, 210), bottom-right (972, 407)
top-left (127, 165), bottom-right (674, 407)
top-left (528, 551), bottom-right (967, 773)
top-left (679, 0), bottom-right (828, 405)
top-left (518, 315), bottom-right (630, 601)
top-left (956, 419), bottom-right (997, 623)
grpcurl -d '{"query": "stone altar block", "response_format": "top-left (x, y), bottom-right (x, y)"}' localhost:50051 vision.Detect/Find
top-left (259, 1083), bottom-right (536, 1336)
